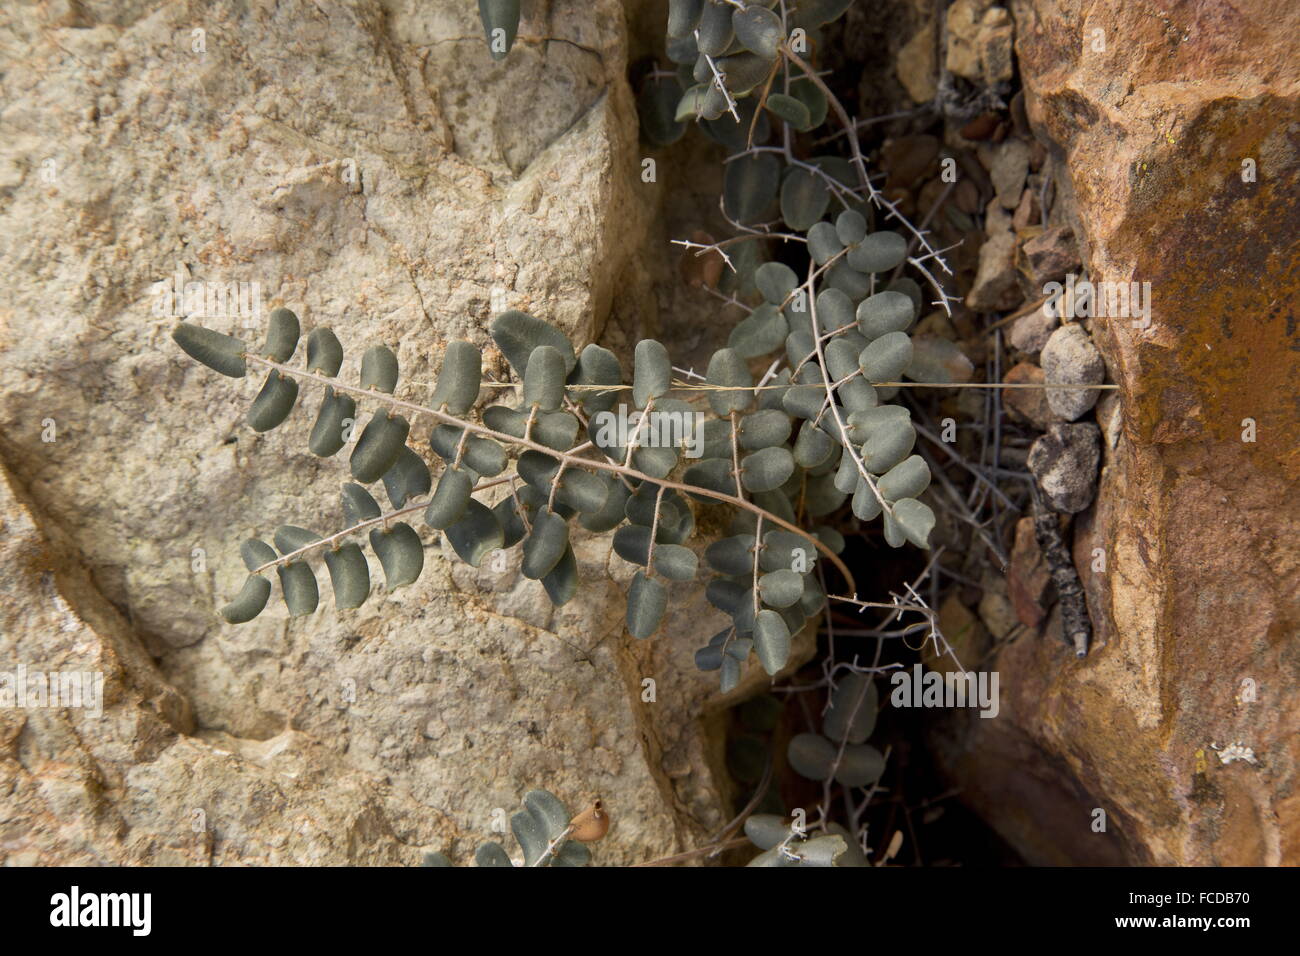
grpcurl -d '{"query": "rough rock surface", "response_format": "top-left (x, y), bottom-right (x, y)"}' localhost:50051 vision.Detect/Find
top-left (946, 0), bottom-right (1016, 85)
top-left (896, 18), bottom-right (938, 103)
top-left (1017, 223), bottom-right (1081, 293)
top-left (1007, 517), bottom-right (1051, 629)
top-left (0, 0), bottom-right (800, 866)
top-left (1040, 323), bottom-right (1104, 420)
top-left (1011, 187), bottom-right (1042, 232)
top-left (1002, 360), bottom-right (1054, 428)
top-left (987, 139), bottom-right (1032, 209)
top-left (966, 229), bottom-right (1023, 311)
top-left (1008, 305), bottom-right (1058, 355)
top-left (934, 0), bottom-right (1300, 865)
top-left (1027, 423), bottom-right (1101, 514)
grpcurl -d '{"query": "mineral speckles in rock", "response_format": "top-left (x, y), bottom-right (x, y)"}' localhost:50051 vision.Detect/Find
top-left (1041, 323), bottom-right (1105, 421)
top-left (1027, 422), bottom-right (1101, 514)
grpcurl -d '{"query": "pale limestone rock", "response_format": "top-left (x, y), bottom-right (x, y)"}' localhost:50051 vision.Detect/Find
top-left (989, 138), bottom-right (1032, 209)
top-left (977, 570), bottom-right (1019, 640)
top-left (967, 229), bottom-right (1023, 311)
top-left (1040, 323), bottom-right (1105, 421)
top-left (946, 0), bottom-right (1014, 85)
top-left (1008, 306), bottom-right (1059, 355)
top-left (897, 19), bottom-right (938, 103)
top-left (945, 0), bottom-right (991, 80)
top-left (0, 0), bottom-right (802, 867)
top-left (978, 7), bottom-right (1016, 85)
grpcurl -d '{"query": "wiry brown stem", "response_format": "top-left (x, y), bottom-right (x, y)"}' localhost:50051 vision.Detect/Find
top-left (242, 354), bottom-right (857, 591)
top-left (747, 57), bottom-right (782, 149)
top-left (630, 836), bottom-right (752, 867)
top-left (255, 497), bottom-right (429, 573)
top-left (729, 410), bottom-right (745, 499)
top-left (250, 473), bottom-right (516, 574)
top-left (645, 483), bottom-right (667, 579)
top-left (780, 43), bottom-right (956, 314)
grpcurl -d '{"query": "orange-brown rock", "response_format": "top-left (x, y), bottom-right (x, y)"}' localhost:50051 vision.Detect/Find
top-left (1002, 361), bottom-right (1054, 428)
top-left (933, 0), bottom-right (1300, 865)
top-left (1008, 517), bottom-right (1052, 629)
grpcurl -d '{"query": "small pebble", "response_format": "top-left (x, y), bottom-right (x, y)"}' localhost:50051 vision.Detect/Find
top-left (1041, 323), bottom-right (1104, 421)
top-left (1028, 422), bottom-right (1101, 513)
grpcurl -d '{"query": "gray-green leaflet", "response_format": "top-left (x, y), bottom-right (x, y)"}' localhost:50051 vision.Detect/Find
top-left (422, 789), bottom-right (595, 867)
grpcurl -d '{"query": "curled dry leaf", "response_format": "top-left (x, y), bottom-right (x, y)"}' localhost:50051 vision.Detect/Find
top-left (568, 799), bottom-right (611, 843)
